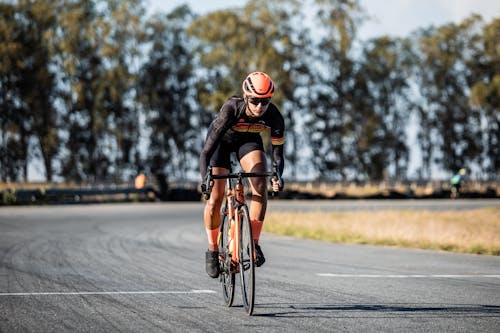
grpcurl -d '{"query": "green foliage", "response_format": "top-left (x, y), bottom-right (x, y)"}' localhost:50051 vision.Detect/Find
top-left (187, 0), bottom-right (302, 109)
top-left (0, 1), bottom-right (58, 181)
top-left (138, 5), bottom-right (199, 178)
top-left (53, 0), bottom-right (146, 182)
top-left (0, 0), bottom-right (498, 182)
top-left (0, 3), bottom-right (23, 181)
top-left (305, 0), bottom-right (369, 180)
top-left (187, 0), bottom-right (308, 177)
top-left (0, 190), bottom-right (16, 205)
top-left (470, 18), bottom-right (500, 175)
top-left (357, 37), bottom-right (413, 180)
top-left (412, 15), bottom-right (492, 177)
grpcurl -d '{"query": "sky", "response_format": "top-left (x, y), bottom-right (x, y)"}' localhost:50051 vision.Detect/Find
top-left (358, 0), bottom-right (500, 38)
top-left (147, 0), bottom-right (500, 39)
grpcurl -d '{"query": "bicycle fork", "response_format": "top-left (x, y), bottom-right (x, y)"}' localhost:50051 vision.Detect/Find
top-left (228, 185), bottom-right (246, 264)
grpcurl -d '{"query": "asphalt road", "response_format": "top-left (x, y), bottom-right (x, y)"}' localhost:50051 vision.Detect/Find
top-left (0, 201), bottom-right (499, 332)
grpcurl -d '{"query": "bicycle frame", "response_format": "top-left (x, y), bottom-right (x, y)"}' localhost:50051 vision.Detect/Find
top-left (221, 176), bottom-right (248, 264)
top-left (203, 165), bottom-right (282, 315)
top-left (207, 167), bottom-right (281, 263)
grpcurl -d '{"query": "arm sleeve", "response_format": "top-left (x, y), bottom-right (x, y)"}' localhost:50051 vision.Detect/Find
top-left (270, 108), bottom-right (285, 176)
top-left (199, 105), bottom-right (235, 180)
top-left (272, 144), bottom-right (284, 176)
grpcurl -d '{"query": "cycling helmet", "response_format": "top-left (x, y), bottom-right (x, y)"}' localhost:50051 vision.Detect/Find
top-left (242, 72), bottom-right (275, 98)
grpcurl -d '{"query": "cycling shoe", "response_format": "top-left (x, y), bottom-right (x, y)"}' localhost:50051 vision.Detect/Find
top-left (205, 250), bottom-right (220, 278)
top-left (254, 244), bottom-right (266, 267)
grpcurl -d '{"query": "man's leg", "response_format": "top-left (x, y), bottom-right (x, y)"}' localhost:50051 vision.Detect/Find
top-left (204, 167), bottom-right (228, 277)
top-left (239, 151), bottom-right (268, 267)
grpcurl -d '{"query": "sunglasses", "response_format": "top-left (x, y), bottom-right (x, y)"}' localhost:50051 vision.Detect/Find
top-left (248, 97), bottom-right (271, 106)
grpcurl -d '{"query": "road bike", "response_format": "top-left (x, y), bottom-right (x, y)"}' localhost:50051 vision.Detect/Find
top-left (202, 163), bottom-right (281, 315)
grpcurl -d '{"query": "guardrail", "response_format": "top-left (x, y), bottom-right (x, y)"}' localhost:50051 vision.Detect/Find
top-left (1, 181), bottom-right (498, 205)
top-left (3, 186), bottom-right (157, 205)
top-left (0, 183), bottom-right (206, 205)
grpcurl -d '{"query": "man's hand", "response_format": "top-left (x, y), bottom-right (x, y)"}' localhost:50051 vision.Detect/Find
top-left (202, 166), bottom-right (213, 199)
top-left (271, 177), bottom-right (283, 192)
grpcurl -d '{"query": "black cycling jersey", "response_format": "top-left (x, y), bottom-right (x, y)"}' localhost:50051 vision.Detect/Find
top-left (199, 96), bottom-right (285, 180)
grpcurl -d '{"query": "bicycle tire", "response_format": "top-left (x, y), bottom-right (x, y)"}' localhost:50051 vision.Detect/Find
top-left (238, 204), bottom-right (255, 315)
top-left (219, 201), bottom-right (235, 306)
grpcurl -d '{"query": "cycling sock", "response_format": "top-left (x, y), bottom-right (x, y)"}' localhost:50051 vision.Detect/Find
top-left (251, 219), bottom-right (264, 244)
top-left (206, 227), bottom-right (219, 252)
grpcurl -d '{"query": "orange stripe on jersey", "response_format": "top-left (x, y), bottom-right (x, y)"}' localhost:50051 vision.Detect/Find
top-left (272, 136), bottom-right (285, 145)
top-left (232, 123), bottom-right (270, 133)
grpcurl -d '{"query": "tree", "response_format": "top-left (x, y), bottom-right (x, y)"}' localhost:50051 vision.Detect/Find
top-left (138, 5), bottom-right (199, 179)
top-left (304, 0), bottom-right (365, 180)
top-left (469, 18), bottom-right (500, 178)
top-left (413, 16), bottom-right (485, 177)
top-left (0, 2), bottom-right (26, 181)
top-left (53, 0), bottom-right (145, 182)
top-left (0, 1), bottom-right (59, 181)
top-left (21, 0), bottom-right (60, 182)
top-left (358, 36), bottom-right (413, 180)
top-left (187, 0), bottom-right (307, 175)
top-left (100, 0), bottom-right (146, 178)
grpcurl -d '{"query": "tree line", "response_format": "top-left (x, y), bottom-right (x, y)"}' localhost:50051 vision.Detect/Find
top-left (0, 0), bottom-right (498, 183)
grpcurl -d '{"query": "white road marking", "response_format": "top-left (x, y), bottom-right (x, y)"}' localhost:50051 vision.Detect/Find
top-left (317, 274), bottom-right (500, 278)
top-left (0, 290), bottom-right (217, 296)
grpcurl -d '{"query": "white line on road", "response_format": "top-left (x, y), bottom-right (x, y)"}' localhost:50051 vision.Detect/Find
top-left (317, 274), bottom-right (500, 278)
top-left (0, 290), bottom-right (217, 296)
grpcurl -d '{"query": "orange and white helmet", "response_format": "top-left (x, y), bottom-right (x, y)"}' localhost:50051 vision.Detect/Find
top-left (242, 72), bottom-right (275, 98)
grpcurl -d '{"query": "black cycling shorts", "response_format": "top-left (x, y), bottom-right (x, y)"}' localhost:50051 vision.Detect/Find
top-left (209, 134), bottom-right (264, 169)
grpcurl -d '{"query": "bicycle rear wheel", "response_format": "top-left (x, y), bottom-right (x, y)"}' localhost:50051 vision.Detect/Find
top-left (219, 202), bottom-right (235, 306)
top-left (238, 204), bottom-right (255, 315)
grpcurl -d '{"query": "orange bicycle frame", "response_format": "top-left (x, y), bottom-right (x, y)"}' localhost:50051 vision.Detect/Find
top-left (226, 179), bottom-right (246, 263)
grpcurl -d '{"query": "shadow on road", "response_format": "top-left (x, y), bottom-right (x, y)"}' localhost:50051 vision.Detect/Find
top-left (254, 303), bottom-right (500, 318)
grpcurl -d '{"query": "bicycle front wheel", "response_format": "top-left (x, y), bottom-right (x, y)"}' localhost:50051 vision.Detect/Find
top-left (219, 202), bottom-right (235, 306)
top-left (238, 204), bottom-right (255, 315)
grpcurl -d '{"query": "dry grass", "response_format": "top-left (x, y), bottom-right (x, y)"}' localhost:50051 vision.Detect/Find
top-left (265, 208), bottom-right (500, 255)
top-left (287, 181), bottom-right (500, 197)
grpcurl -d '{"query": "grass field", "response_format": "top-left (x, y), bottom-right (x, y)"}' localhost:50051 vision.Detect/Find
top-left (265, 208), bottom-right (500, 255)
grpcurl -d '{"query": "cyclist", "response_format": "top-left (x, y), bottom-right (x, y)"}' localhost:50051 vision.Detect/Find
top-left (200, 71), bottom-right (285, 278)
top-left (450, 168), bottom-right (467, 198)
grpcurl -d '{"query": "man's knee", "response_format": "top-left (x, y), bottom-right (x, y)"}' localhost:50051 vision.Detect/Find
top-left (255, 178), bottom-right (269, 193)
top-left (250, 180), bottom-right (267, 202)
top-left (206, 196), bottom-right (223, 215)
